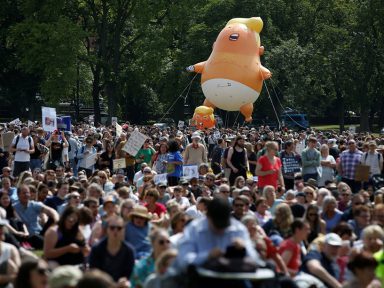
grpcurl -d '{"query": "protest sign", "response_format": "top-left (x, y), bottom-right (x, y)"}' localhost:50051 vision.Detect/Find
top-left (183, 165), bottom-right (199, 179)
top-left (113, 158), bottom-right (126, 171)
top-left (154, 173), bottom-right (167, 185)
top-left (42, 107), bottom-right (57, 132)
top-left (295, 141), bottom-right (305, 155)
top-left (178, 120), bottom-right (184, 128)
top-left (57, 116), bottom-right (71, 131)
top-left (84, 153), bottom-right (97, 168)
top-left (27, 120), bottom-right (35, 128)
top-left (122, 130), bottom-right (147, 157)
top-left (9, 118), bottom-right (21, 126)
top-left (355, 164), bottom-right (370, 182)
top-left (111, 117), bottom-right (118, 126)
top-left (281, 156), bottom-right (301, 174)
top-left (349, 126), bottom-right (356, 134)
top-left (2, 132), bottom-right (15, 152)
top-left (116, 123), bottom-right (122, 137)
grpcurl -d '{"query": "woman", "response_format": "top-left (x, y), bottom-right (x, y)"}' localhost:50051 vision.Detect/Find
top-left (318, 144), bottom-right (336, 187)
top-left (37, 183), bottom-right (50, 203)
top-left (262, 203), bottom-right (293, 246)
top-left (305, 204), bottom-right (326, 244)
top-left (151, 143), bottom-right (168, 174)
top-left (245, 142), bottom-right (257, 176)
top-left (120, 199), bottom-right (135, 223)
top-left (233, 176), bottom-right (246, 189)
top-left (45, 130), bottom-right (68, 170)
top-left (358, 225), bottom-right (384, 254)
top-left (256, 141), bottom-right (285, 192)
top-left (125, 205), bottom-right (152, 259)
top-left (43, 206), bottom-right (90, 266)
top-left (321, 196), bottom-right (343, 233)
top-left (144, 189), bottom-right (166, 220)
top-left (254, 197), bottom-right (272, 226)
top-left (98, 141), bottom-right (115, 171)
top-left (303, 186), bottom-right (317, 207)
top-left (14, 259), bottom-right (49, 288)
top-left (165, 140), bottom-right (183, 186)
top-left (131, 228), bottom-right (171, 288)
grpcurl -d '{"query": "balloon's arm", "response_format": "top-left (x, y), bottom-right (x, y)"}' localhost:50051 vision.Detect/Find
top-left (186, 61), bottom-right (206, 73)
top-left (260, 66), bottom-right (272, 80)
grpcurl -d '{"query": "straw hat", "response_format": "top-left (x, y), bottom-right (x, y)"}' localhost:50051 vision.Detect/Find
top-left (128, 205), bottom-right (152, 221)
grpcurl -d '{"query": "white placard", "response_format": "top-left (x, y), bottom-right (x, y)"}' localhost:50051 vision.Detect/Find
top-left (214, 131), bottom-right (221, 139)
top-left (116, 123), bottom-right (122, 137)
top-left (349, 126), bottom-right (356, 134)
top-left (84, 153), bottom-right (97, 168)
top-left (113, 158), bottom-right (126, 171)
top-left (42, 107), bottom-right (57, 132)
top-left (27, 120), bottom-right (35, 128)
top-left (295, 141), bottom-right (305, 155)
top-left (111, 117), bottom-right (118, 126)
top-left (9, 118), bottom-right (22, 126)
top-left (183, 165), bottom-right (199, 179)
top-left (122, 130), bottom-right (148, 157)
top-left (2, 132), bottom-right (15, 152)
top-left (154, 173), bottom-right (167, 185)
top-left (178, 120), bottom-right (184, 128)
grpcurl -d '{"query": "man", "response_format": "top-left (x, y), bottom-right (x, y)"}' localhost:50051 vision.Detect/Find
top-left (360, 141), bottom-right (383, 188)
top-left (301, 137), bottom-right (320, 182)
top-left (65, 131), bottom-right (79, 175)
top-left (210, 138), bottom-right (226, 175)
top-left (231, 196), bottom-right (246, 221)
top-left (13, 184), bottom-right (59, 249)
top-left (77, 136), bottom-right (97, 178)
top-left (328, 139), bottom-right (340, 160)
top-left (203, 173), bottom-right (218, 195)
top-left (44, 180), bottom-right (69, 211)
top-left (183, 132), bottom-right (207, 166)
top-left (338, 139), bottom-right (363, 193)
top-left (133, 163), bottom-right (148, 186)
top-left (218, 184), bottom-right (233, 204)
top-left (280, 140), bottom-right (301, 190)
top-left (227, 135), bottom-right (248, 186)
top-left (10, 126), bottom-right (35, 177)
top-left (89, 215), bottom-right (135, 286)
top-left (174, 197), bottom-right (263, 273)
top-left (300, 233), bottom-right (342, 288)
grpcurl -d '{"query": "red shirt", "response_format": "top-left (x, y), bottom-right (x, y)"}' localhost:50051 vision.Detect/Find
top-left (257, 155), bottom-right (281, 189)
top-left (145, 202), bottom-right (166, 217)
top-left (278, 238), bottom-right (301, 273)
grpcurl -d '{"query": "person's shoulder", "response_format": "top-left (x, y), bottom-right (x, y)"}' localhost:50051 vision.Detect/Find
top-left (304, 249), bottom-right (321, 261)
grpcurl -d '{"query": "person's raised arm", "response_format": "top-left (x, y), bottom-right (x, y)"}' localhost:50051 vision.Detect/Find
top-left (41, 204), bottom-right (59, 223)
top-left (306, 259), bottom-right (342, 288)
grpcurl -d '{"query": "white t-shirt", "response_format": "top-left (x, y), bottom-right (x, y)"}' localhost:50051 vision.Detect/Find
top-left (361, 152), bottom-right (383, 176)
top-left (12, 135), bottom-right (32, 162)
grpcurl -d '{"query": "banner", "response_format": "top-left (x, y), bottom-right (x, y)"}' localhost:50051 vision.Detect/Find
top-left (113, 158), bottom-right (126, 171)
top-left (122, 130), bottom-right (147, 157)
top-left (111, 117), bottom-right (118, 126)
top-left (2, 132), bottom-right (15, 152)
top-left (42, 107), bottom-right (57, 132)
top-left (183, 165), bottom-right (199, 179)
top-left (154, 173), bottom-right (167, 185)
top-left (281, 156), bottom-right (301, 174)
top-left (57, 116), bottom-right (71, 131)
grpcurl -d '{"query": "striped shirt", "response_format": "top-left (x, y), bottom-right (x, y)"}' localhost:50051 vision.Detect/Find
top-left (340, 149), bottom-right (363, 180)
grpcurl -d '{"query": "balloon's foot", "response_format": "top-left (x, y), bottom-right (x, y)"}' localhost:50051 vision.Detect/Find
top-left (244, 117), bottom-right (252, 122)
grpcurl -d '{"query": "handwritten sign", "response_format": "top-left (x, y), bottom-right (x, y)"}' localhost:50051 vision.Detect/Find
top-left (113, 158), bottom-right (126, 171)
top-left (282, 156), bottom-right (301, 174)
top-left (2, 132), bottom-right (15, 152)
top-left (116, 123), bottom-right (122, 137)
top-left (122, 130), bottom-right (147, 157)
top-left (42, 107), bottom-right (57, 132)
top-left (183, 165), bottom-right (199, 179)
top-left (154, 173), bottom-right (167, 185)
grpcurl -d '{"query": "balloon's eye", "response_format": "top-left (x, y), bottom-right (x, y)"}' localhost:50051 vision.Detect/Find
top-left (229, 33), bottom-right (239, 41)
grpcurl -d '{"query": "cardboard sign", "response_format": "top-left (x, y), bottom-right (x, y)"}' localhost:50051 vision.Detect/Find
top-left (154, 173), bottom-right (167, 185)
top-left (113, 158), bottom-right (126, 171)
top-left (2, 132), bottom-right (15, 152)
top-left (281, 156), bottom-right (301, 174)
top-left (178, 120), bottom-right (184, 128)
top-left (183, 165), bottom-right (199, 179)
top-left (355, 164), bottom-right (370, 182)
top-left (122, 130), bottom-right (147, 157)
top-left (42, 107), bottom-right (57, 132)
top-left (116, 123), bottom-right (122, 137)
top-left (111, 117), bottom-right (118, 126)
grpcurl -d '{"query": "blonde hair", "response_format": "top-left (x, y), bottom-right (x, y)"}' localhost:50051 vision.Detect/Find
top-left (274, 203), bottom-right (293, 229)
top-left (362, 224), bottom-right (384, 241)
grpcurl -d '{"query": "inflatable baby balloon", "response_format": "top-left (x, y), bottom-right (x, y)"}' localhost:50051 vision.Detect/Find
top-left (186, 17), bottom-right (271, 122)
top-left (191, 106), bottom-right (215, 130)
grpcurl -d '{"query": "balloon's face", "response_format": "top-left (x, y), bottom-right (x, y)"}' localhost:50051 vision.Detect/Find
top-left (192, 113), bottom-right (215, 130)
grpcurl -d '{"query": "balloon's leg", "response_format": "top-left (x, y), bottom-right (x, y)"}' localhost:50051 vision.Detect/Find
top-left (203, 99), bottom-right (216, 109)
top-left (240, 103), bottom-right (253, 122)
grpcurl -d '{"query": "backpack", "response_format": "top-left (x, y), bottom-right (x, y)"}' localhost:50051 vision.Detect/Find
top-left (13, 135), bottom-right (32, 155)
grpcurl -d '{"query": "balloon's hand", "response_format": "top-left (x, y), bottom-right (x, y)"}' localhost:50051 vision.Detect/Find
top-left (186, 65), bottom-right (195, 72)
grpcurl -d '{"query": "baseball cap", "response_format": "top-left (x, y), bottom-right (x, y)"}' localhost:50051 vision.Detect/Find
top-left (48, 266), bottom-right (82, 288)
top-left (324, 233), bottom-right (342, 246)
top-left (143, 167), bottom-right (152, 173)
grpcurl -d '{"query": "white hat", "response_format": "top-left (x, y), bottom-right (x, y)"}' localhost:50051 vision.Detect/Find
top-left (191, 132), bottom-right (201, 140)
top-left (324, 233), bottom-right (342, 246)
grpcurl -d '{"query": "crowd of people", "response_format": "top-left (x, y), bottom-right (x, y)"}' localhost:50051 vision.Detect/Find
top-left (0, 121), bottom-right (384, 288)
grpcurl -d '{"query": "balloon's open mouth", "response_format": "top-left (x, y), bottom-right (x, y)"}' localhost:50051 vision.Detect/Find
top-left (229, 33), bottom-right (239, 41)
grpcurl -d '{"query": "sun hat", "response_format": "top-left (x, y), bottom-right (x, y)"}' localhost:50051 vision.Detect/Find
top-left (191, 132), bottom-right (201, 140)
top-left (128, 205), bottom-right (152, 221)
top-left (48, 266), bottom-right (83, 288)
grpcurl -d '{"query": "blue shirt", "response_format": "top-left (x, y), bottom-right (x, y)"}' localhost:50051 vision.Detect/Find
top-left (174, 216), bottom-right (264, 272)
top-left (124, 222), bottom-right (151, 259)
top-left (322, 210), bottom-right (343, 233)
top-left (166, 151), bottom-right (183, 177)
top-left (13, 201), bottom-right (43, 235)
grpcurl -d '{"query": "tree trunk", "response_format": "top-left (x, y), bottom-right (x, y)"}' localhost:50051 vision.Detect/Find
top-left (360, 100), bottom-right (370, 132)
top-left (336, 89), bottom-right (345, 133)
top-left (92, 66), bottom-right (101, 126)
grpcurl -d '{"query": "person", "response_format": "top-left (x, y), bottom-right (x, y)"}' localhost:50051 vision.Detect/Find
top-left (124, 205), bottom-right (152, 259)
top-left (254, 197), bottom-right (272, 226)
top-left (279, 140), bottom-right (300, 190)
top-left (337, 139), bottom-right (363, 193)
top-left (321, 196), bottom-right (343, 233)
top-left (318, 144), bottom-right (336, 187)
top-left (300, 233), bottom-right (343, 288)
top-left (143, 189), bottom-right (166, 219)
top-left (89, 215), bottom-right (135, 286)
top-left (14, 258), bottom-right (49, 288)
top-left (43, 206), bottom-right (90, 266)
top-left (48, 265), bottom-right (83, 288)
top-left (231, 196), bottom-right (247, 221)
top-left (172, 186), bottom-right (190, 210)
top-left (361, 141), bottom-right (383, 188)
top-left (210, 139), bottom-right (226, 175)
top-left (279, 219), bottom-right (311, 277)
top-left (65, 131), bottom-right (79, 175)
top-left (151, 143), bottom-right (168, 174)
top-left (256, 141), bottom-right (285, 192)
top-left (131, 228), bottom-right (171, 288)
top-left (301, 137), bottom-right (321, 182)
top-left (343, 250), bottom-right (380, 288)
top-left (347, 205), bottom-right (371, 240)
top-left (13, 184), bottom-right (59, 249)
top-left (245, 142), bottom-right (257, 177)
top-left (174, 197), bottom-right (264, 273)
top-left (136, 139), bottom-right (156, 170)
top-left (98, 140), bottom-right (115, 172)
top-left (227, 135), bottom-right (248, 186)
top-left (305, 204), bottom-right (326, 244)
top-left (44, 180), bottom-right (69, 211)
top-left (165, 140), bottom-right (183, 186)
top-left (76, 269), bottom-right (116, 288)
top-left (45, 130), bottom-right (69, 171)
top-left (77, 136), bottom-right (97, 178)
top-left (29, 132), bottom-right (47, 172)
top-left (10, 126), bottom-right (35, 177)
top-left (183, 132), bottom-right (207, 166)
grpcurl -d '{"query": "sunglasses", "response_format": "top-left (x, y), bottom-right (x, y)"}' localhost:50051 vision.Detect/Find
top-left (206, 178), bottom-right (215, 181)
top-left (36, 267), bottom-right (49, 276)
top-left (308, 213), bottom-right (318, 217)
top-left (108, 225), bottom-right (123, 231)
top-left (341, 193), bottom-right (350, 196)
top-left (158, 239), bottom-right (170, 245)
